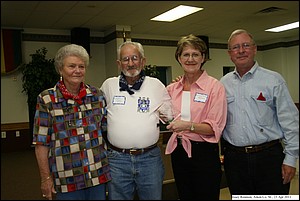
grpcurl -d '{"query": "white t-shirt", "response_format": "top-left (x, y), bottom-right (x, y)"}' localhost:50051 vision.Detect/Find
top-left (181, 91), bottom-right (191, 121)
top-left (100, 76), bottom-right (171, 148)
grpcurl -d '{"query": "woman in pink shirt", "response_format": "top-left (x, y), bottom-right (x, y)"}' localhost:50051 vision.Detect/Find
top-left (165, 34), bottom-right (227, 200)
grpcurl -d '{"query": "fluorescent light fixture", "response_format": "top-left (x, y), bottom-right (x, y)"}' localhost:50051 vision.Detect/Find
top-left (151, 5), bottom-right (203, 22)
top-left (265, 21), bottom-right (299, 32)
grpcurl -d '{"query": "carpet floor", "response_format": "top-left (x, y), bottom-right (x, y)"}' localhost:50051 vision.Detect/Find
top-left (1, 148), bottom-right (180, 200)
top-left (2, 147), bottom-right (298, 200)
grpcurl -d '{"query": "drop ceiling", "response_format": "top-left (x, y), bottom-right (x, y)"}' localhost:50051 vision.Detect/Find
top-left (1, 1), bottom-right (299, 44)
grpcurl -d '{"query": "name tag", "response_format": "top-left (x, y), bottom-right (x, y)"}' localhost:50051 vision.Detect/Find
top-left (112, 96), bottom-right (126, 105)
top-left (194, 93), bottom-right (208, 103)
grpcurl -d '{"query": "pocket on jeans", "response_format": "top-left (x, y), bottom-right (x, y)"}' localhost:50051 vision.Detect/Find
top-left (107, 148), bottom-right (121, 158)
top-left (148, 146), bottom-right (161, 157)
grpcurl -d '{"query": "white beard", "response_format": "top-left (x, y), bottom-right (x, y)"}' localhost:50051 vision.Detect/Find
top-left (123, 68), bottom-right (141, 77)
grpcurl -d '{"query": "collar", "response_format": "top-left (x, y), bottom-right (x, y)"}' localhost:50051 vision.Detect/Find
top-left (119, 70), bottom-right (146, 95)
top-left (53, 81), bottom-right (93, 103)
top-left (175, 70), bottom-right (209, 91)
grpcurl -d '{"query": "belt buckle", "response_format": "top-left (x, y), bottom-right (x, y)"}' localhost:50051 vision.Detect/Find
top-left (245, 146), bottom-right (253, 153)
top-left (129, 149), bottom-right (137, 155)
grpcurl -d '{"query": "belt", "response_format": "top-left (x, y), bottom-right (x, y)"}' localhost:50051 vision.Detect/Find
top-left (108, 143), bottom-right (157, 155)
top-left (224, 139), bottom-right (280, 154)
top-left (177, 136), bottom-right (183, 145)
top-left (177, 136), bottom-right (217, 147)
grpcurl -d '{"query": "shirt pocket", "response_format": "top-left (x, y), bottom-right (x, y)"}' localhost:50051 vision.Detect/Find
top-left (226, 96), bottom-right (235, 125)
top-left (250, 95), bottom-right (273, 126)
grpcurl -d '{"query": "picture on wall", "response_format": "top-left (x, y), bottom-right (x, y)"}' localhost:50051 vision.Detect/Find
top-left (223, 66), bottom-right (235, 76)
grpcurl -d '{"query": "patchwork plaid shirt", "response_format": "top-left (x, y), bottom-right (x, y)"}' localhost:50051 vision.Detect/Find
top-left (32, 82), bottom-right (111, 193)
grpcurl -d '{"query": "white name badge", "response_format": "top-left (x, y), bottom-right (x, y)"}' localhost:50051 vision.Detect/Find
top-left (112, 96), bottom-right (126, 105)
top-left (194, 93), bottom-right (208, 103)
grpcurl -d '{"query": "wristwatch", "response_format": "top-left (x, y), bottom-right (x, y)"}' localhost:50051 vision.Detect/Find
top-left (190, 122), bottom-right (195, 131)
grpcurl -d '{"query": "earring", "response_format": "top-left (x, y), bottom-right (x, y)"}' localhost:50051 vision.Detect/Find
top-left (60, 75), bottom-right (63, 81)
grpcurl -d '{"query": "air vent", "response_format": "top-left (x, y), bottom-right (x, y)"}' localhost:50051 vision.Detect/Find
top-left (256, 7), bottom-right (286, 14)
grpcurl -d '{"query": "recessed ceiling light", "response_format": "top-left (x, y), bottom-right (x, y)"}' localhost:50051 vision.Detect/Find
top-left (265, 21), bottom-right (299, 32)
top-left (151, 5), bottom-right (203, 22)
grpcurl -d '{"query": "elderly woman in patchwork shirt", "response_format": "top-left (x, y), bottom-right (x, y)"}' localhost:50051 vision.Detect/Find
top-left (32, 44), bottom-right (111, 200)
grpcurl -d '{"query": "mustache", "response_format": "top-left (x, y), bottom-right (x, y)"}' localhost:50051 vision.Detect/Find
top-left (127, 66), bottom-right (138, 70)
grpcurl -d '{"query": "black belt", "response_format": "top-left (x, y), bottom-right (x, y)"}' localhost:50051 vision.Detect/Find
top-left (177, 136), bottom-right (183, 145)
top-left (223, 139), bottom-right (280, 154)
top-left (177, 136), bottom-right (218, 148)
top-left (108, 143), bottom-right (157, 155)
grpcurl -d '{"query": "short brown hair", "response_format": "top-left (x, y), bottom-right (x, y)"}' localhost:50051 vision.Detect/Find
top-left (175, 34), bottom-right (208, 65)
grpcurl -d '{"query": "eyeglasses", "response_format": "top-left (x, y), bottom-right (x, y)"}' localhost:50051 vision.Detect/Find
top-left (180, 53), bottom-right (202, 60)
top-left (229, 43), bottom-right (254, 52)
top-left (120, 55), bottom-right (140, 64)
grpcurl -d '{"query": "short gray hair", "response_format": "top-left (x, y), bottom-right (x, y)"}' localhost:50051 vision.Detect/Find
top-left (54, 44), bottom-right (89, 74)
top-left (227, 29), bottom-right (256, 49)
top-left (117, 41), bottom-right (145, 60)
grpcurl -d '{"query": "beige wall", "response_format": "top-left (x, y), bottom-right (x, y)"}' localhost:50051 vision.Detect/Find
top-left (262, 46), bottom-right (299, 102)
top-left (1, 32), bottom-right (299, 124)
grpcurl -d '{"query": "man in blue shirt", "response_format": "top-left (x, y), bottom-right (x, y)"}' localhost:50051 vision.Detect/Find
top-left (220, 29), bottom-right (299, 195)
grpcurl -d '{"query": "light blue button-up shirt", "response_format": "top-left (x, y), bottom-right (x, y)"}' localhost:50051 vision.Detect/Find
top-left (220, 61), bottom-right (299, 167)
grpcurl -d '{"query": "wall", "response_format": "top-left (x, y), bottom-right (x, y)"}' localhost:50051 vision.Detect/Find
top-left (1, 123), bottom-right (31, 152)
top-left (1, 34), bottom-right (299, 124)
top-left (1, 29), bottom-right (299, 153)
top-left (262, 46), bottom-right (299, 102)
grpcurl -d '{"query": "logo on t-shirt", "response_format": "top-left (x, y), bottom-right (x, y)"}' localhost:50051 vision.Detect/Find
top-left (137, 97), bottom-right (150, 113)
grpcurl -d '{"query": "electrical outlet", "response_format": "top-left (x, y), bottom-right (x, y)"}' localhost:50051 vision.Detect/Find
top-left (1, 131), bottom-right (6, 138)
top-left (16, 131), bottom-right (20, 137)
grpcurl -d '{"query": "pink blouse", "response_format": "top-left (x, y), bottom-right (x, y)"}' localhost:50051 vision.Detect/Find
top-left (165, 71), bottom-right (227, 157)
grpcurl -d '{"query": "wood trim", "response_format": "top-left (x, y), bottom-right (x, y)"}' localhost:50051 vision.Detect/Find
top-left (295, 103), bottom-right (299, 110)
top-left (21, 33), bottom-right (298, 49)
top-left (1, 122), bottom-right (30, 131)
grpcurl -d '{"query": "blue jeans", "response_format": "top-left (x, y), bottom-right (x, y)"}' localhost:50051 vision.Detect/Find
top-left (55, 184), bottom-right (106, 200)
top-left (107, 146), bottom-right (165, 200)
